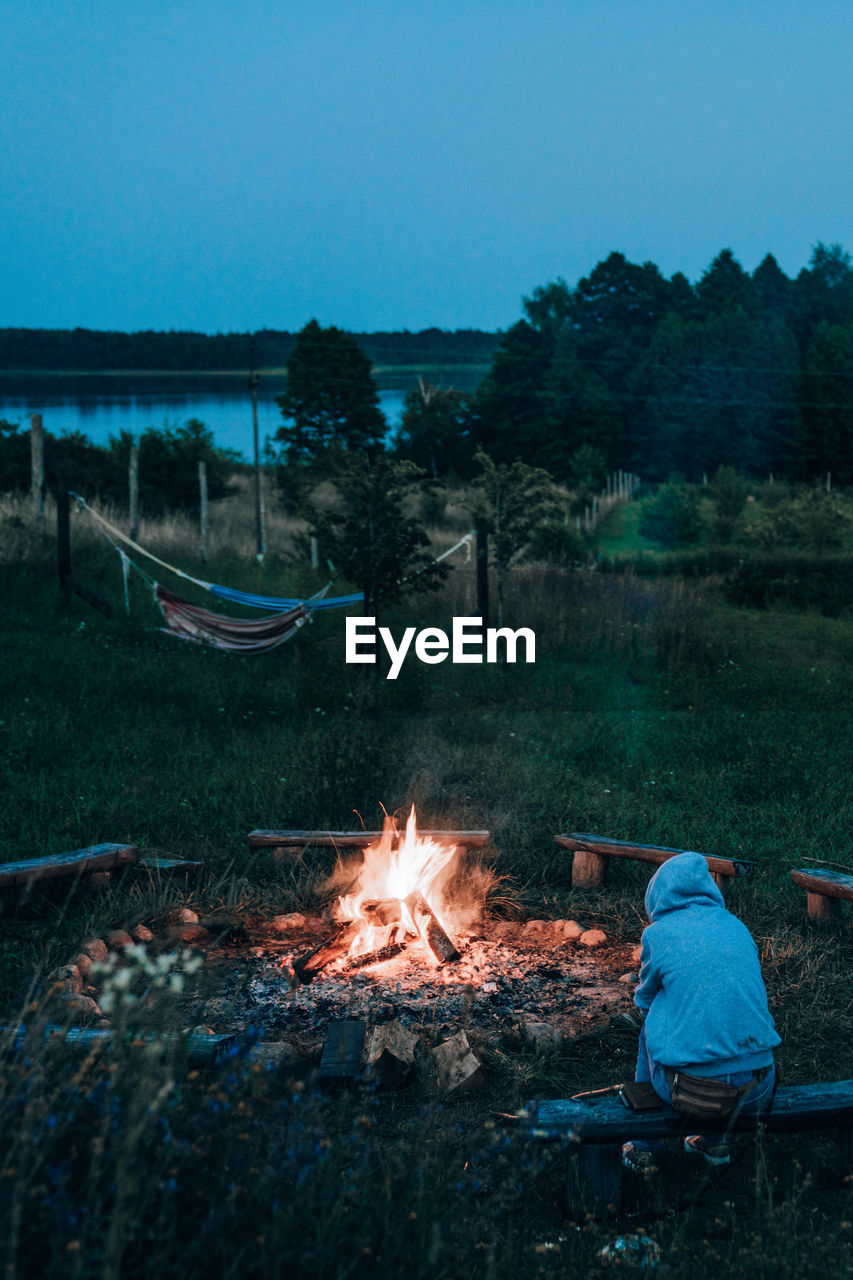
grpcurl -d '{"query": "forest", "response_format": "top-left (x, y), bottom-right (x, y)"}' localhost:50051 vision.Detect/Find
top-left (4, 242), bottom-right (853, 488)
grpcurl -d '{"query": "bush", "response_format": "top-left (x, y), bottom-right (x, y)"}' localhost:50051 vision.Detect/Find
top-left (638, 483), bottom-right (702, 548)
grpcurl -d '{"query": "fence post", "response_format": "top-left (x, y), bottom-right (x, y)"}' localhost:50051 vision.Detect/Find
top-left (57, 485), bottom-right (71, 609)
top-left (129, 443), bottom-right (139, 541)
top-left (199, 460), bottom-right (210, 563)
top-left (476, 517), bottom-right (489, 631)
top-left (30, 414), bottom-right (44, 519)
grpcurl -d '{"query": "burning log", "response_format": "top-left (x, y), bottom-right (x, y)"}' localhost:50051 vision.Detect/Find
top-left (361, 899), bottom-right (403, 927)
top-left (293, 925), bottom-right (359, 983)
top-left (404, 891), bottom-right (460, 964)
top-left (343, 941), bottom-right (408, 972)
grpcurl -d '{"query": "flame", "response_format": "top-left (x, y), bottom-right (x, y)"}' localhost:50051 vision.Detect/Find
top-left (334, 806), bottom-right (459, 960)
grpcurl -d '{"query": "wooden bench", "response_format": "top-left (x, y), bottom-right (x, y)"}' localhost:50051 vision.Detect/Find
top-left (529, 1080), bottom-right (853, 1216)
top-left (248, 828), bottom-right (490, 864)
top-left (790, 867), bottom-right (853, 923)
top-left (0, 844), bottom-right (139, 890)
top-left (0, 844), bottom-right (205, 894)
top-left (555, 832), bottom-right (756, 893)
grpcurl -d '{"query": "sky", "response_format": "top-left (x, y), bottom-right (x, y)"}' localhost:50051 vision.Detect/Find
top-left (2, 0), bottom-right (853, 335)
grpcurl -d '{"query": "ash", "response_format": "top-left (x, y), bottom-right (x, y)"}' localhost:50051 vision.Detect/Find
top-left (230, 920), bottom-right (637, 1049)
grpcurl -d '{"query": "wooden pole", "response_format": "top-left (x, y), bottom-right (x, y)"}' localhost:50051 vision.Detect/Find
top-left (476, 518), bottom-right (489, 630)
top-left (128, 443), bottom-right (139, 541)
top-left (57, 485), bottom-right (71, 609)
top-left (198, 460), bottom-right (210, 563)
top-left (30, 414), bottom-right (44, 519)
top-left (249, 337), bottom-right (264, 561)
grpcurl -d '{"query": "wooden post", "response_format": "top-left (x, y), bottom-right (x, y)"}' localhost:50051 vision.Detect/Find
top-left (57, 485), bottom-right (71, 608)
top-left (128, 443), bottom-right (139, 542)
top-left (30, 414), bottom-right (44, 519)
top-left (806, 892), bottom-right (843, 924)
top-left (198, 460), bottom-right (210, 563)
top-left (571, 849), bottom-right (607, 889)
top-left (249, 337), bottom-right (264, 561)
top-left (476, 518), bottom-right (489, 630)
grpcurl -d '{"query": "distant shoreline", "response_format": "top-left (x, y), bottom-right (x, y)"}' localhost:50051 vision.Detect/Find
top-left (0, 363), bottom-right (491, 379)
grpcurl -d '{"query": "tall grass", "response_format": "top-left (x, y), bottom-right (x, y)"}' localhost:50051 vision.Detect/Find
top-left (2, 487), bottom-right (852, 1276)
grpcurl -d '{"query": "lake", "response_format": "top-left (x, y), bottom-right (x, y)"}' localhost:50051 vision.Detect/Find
top-left (0, 369), bottom-right (487, 460)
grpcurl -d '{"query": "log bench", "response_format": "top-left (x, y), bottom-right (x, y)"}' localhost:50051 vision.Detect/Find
top-left (248, 828), bottom-right (490, 864)
top-left (790, 868), bottom-right (853, 923)
top-left (529, 1080), bottom-right (853, 1217)
top-left (555, 832), bottom-right (756, 893)
top-left (0, 844), bottom-right (206, 893)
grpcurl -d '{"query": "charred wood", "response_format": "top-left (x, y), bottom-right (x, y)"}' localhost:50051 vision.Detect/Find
top-left (404, 891), bottom-right (460, 964)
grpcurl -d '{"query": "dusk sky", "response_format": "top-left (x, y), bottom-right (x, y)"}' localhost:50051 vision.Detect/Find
top-left (3, 0), bottom-right (853, 335)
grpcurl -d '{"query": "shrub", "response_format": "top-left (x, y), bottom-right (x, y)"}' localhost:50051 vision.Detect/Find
top-left (638, 483), bottom-right (702, 548)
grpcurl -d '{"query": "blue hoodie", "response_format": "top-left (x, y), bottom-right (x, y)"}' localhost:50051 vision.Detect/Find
top-left (634, 852), bottom-right (780, 1076)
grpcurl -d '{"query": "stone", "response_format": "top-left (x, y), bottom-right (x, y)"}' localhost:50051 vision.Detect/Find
top-left (130, 923), bottom-right (154, 943)
top-left (269, 913), bottom-right (307, 932)
top-left (81, 938), bottom-right (108, 963)
top-left (74, 953), bottom-right (93, 978)
top-left (168, 924), bottom-right (207, 943)
top-left (248, 1042), bottom-right (304, 1072)
top-left (366, 1020), bottom-right (422, 1083)
top-left (578, 928), bottom-right (607, 948)
top-left (522, 919), bottom-right (548, 936)
top-left (523, 1020), bottom-right (562, 1054)
top-left (557, 920), bottom-right (584, 940)
top-left (49, 965), bottom-right (82, 994)
top-left (630, 945), bottom-right (643, 967)
top-left (618, 971), bottom-right (639, 984)
top-left (62, 993), bottom-right (102, 1023)
top-left (107, 930), bottom-right (133, 950)
top-left (176, 908), bottom-right (199, 924)
top-left (490, 921), bottom-right (516, 939)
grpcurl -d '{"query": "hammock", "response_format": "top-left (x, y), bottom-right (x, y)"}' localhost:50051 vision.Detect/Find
top-left (155, 585), bottom-right (309, 653)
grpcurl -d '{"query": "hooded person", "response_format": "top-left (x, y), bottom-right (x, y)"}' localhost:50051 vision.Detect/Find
top-left (622, 852), bottom-right (780, 1172)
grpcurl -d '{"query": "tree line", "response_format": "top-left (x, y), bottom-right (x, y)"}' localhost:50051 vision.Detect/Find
top-left (0, 327), bottom-right (500, 372)
top-left (269, 245), bottom-right (853, 488)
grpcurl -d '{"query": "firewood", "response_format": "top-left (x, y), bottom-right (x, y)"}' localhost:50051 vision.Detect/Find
top-left (361, 898), bottom-right (403, 926)
top-left (343, 941), bottom-right (407, 972)
top-left (404, 891), bottom-right (460, 964)
top-left (431, 1029), bottom-right (484, 1094)
top-left (366, 1020), bottom-right (421, 1083)
top-left (293, 925), bottom-right (358, 983)
top-left (317, 1020), bottom-right (367, 1080)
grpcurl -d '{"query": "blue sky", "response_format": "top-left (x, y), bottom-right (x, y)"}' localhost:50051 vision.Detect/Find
top-left (2, 0), bottom-right (852, 333)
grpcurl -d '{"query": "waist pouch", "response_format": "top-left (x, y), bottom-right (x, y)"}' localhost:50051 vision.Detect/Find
top-left (667, 1068), bottom-right (767, 1118)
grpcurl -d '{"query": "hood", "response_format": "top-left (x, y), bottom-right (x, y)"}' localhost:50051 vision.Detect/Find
top-left (644, 852), bottom-right (725, 921)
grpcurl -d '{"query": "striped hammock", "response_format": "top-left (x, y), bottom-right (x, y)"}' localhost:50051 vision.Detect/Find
top-left (155, 585), bottom-right (309, 653)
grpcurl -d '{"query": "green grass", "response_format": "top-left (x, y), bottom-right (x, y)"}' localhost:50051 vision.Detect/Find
top-left (1, 502), bottom-right (853, 1277)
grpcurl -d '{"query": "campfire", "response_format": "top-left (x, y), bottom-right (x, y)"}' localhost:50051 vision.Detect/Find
top-left (294, 808), bottom-right (464, 983)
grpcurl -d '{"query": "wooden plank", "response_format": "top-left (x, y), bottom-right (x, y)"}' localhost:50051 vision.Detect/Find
top-left (0, 844), bottom-right (138, 889)
top-left (556, 833), bottom-right (755, 880)
top-left (249, 828), bottom-right (489, 849)
top-left (568, 1144), bottom-right (621, 1217)
top-left (317, 1020), bottom-right (366, 1080)
top-left (531, 1080), bottom-right (853, 1143)
top-left (136, 856), bottom-right (206, 879)
top-left (5, 1025), bottom-right (236, 1064)
top-left (790, 868), bottom-right (853, 902)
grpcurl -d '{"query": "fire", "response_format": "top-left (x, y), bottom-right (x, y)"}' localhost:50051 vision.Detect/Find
top-left (334, 807), bottom-right (460, 963)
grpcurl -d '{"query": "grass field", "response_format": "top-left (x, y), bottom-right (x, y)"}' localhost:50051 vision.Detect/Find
top-left (1, 488), bottom-right (852, 1277)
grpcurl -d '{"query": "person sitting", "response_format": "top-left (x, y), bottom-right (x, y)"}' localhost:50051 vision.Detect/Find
top-left (621, 851), bottom-right (780, 1172)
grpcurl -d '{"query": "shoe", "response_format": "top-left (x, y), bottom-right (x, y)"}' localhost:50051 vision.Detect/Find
top-left (684, 1134), bottom-right (730, 1166)
top-left (621, 1142), bottom-right (656, 1174)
